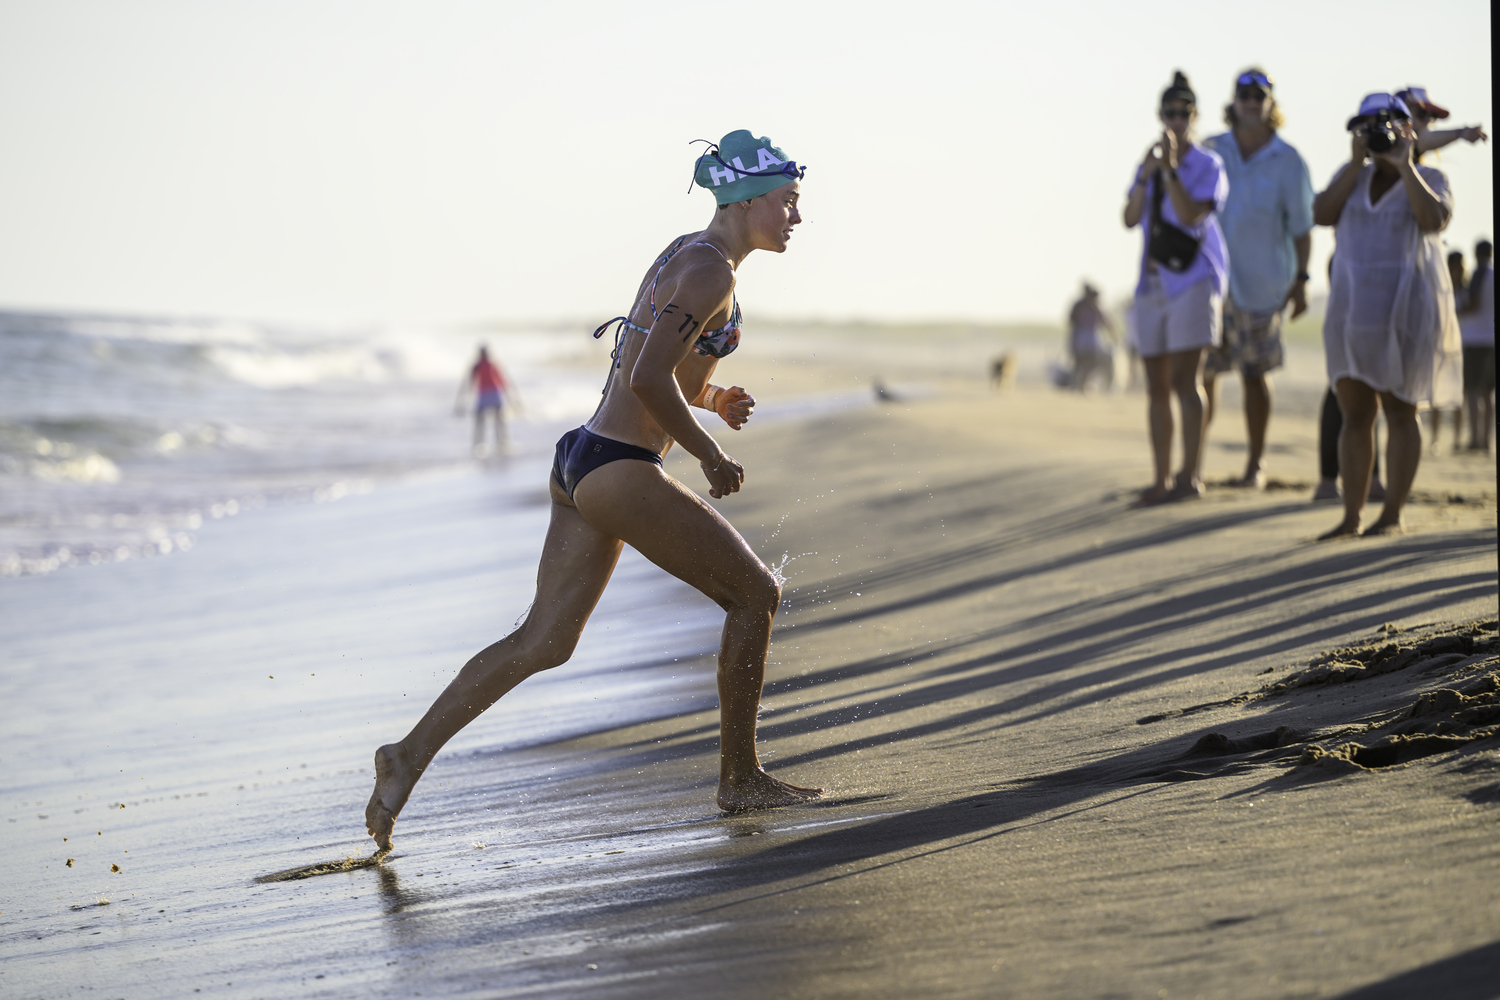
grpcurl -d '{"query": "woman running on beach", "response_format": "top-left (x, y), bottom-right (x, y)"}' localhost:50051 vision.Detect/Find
top-left (1122, 71), bottom-right (1229, 504)
top-left (365, 130), bottom-right (821, 850)
top-left (1313, 93), bottom-right (1459, 538)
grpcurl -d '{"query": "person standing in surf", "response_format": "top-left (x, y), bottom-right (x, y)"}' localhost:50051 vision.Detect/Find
top-left (365, 130), bottom-right (821, 850)
top-left (456, 345), bottom-right (511, 455)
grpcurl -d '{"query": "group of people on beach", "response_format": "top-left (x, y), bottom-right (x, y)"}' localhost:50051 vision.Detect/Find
top-left (363, 72), bottom-right (1491, 847)
top-left (1120, 69), bottom-right (1489, 539)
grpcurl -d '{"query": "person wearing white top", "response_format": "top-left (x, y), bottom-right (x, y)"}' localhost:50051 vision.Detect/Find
top-left (1313, 93), bottom-right (1460, 539)
top-left (1459, 240), bottom-right (1494, 452)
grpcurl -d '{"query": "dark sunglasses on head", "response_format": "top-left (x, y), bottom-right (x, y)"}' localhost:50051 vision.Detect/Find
top-left (1160, 108), bottom-right (1193, 120)
top-left (1236, 70), bottom-right (1273, 89)
top-left (1236, 86), bottom-right (1267, 101)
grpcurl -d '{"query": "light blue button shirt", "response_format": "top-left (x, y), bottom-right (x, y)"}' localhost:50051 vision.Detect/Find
top-left (1202, 132), bottom-right (1315, 314)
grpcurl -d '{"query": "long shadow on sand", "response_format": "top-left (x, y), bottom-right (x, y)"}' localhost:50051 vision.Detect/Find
top-left (548, 528), bottom-right (1495, 780)
top-left (1324, 940), bottom-right (1500, 1000)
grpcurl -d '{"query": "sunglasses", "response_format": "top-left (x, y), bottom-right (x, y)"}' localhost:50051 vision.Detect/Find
top-left (1160, 108), bottom-right (1193, 121)
top-left (1236, 71), bottom-right (1273, 89)
top-left (1236, 87), bottom-right (1267, 101)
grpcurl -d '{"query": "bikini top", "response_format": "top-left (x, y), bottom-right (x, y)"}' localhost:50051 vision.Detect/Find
top-left (591, 237), bottom-right (742, 368)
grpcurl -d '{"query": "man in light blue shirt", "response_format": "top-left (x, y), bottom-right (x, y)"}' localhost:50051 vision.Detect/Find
top-left (1201, 68), bottom-right (1315, 488)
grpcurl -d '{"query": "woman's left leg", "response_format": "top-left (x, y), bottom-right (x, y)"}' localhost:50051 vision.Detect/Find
top-left (1169, 347), bottom-right (1207, 495)
top-left (1367, 393), bottom-right (1421, 533)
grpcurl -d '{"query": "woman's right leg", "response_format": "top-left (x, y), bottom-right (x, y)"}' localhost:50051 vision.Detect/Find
top-left (572, 459), bottom-right (821, 812)
top-left (366, 488), bottom-right (624, 849)
top-left (1321, 378), bottom-right (1378, 539)
top-left (1141, 354), bottom-right (1174, 503)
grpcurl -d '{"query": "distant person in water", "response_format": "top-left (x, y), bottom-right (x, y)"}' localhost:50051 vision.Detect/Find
top-left (1313, 93), bottom-right (1460, 538)
top-left (1201, 68), bottom-right (1315, 489)
top-left (1067, 283), bottom-right (1116, 392)
top-left (456, 346), bottom-right (510, 455)
top-left (1122, 71), bottom-right (1229, 504)
top-left (366, 130), bottom-right (820, 852)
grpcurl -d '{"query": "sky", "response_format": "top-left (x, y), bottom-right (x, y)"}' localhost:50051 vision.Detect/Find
top-left (0, 0), bottom-right (1491, 328)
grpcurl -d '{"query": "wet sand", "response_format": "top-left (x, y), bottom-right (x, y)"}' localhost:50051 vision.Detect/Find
top-left (3, 333), bottom-right (1498, 998)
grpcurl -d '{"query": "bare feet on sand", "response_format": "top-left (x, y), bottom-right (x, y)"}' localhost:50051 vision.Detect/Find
top-left (1317, 519), bottom-right (1362, 541)
top-left (1168, 477), bottom-right (1204, 501)
top-left (1311, 479), bottom-right (1340, 502)
top-left (718, 769), bottom-right (823, 813)
top-left (365, 743), bottom-right (419, 851)
top-left (1232, 468), bottom-right (1266, 490)
top-left (1361, 518), bottom-right (1404, 537)
top-left (1133, 484), bottom-right (1172, 507)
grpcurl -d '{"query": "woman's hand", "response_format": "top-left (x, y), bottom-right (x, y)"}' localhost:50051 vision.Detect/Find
top-left (700, 451), bottom-right (745, 499)
top-left (1349, 129), bottom-right (1370, 164)
top-left (1140, 141), bottom-right (1163, 179)
top-left (715, 386), bottom-right (756, 430)
top-left (1159, 129), bottom-right (1180, 170)
top-left (1375, 129), bottom-right (1415, 170)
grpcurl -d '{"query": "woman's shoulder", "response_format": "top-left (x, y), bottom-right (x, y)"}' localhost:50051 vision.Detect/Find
top-left (1186, 143), bottom-right (1225, 170)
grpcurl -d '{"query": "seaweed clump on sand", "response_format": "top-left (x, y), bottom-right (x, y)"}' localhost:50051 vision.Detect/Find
top-left (1133, 620), bottom-right (1499, 785)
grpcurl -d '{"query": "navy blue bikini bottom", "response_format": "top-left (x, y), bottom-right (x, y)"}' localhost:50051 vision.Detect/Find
top-left (552, 426), bottom-right (662, 501)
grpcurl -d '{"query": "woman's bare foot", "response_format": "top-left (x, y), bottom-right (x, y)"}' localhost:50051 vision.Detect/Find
top-left (1133, 484), bottom-right (1173, 507)
top-left (1311, 479), bottom-right (1340, 502)
top-left (1167, 478), bottom-right (1204, 501)
top-left (1317, 520), bottom-right (1362, 541)
top-left (365, 743), bottom-right (419, 851)
top-left (1361, 517), bottom-right (1404, 537)
top-left (718, 768), bottom-right (823, 813)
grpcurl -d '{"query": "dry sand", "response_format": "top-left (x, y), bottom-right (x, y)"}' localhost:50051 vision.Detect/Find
top-left (4, 326), bottom-right (1498, 999)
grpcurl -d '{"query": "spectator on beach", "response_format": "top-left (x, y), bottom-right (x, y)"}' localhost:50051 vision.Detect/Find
top-left (456, 346), bottom-right (511, 455)
top-left (1459, 240), bottom-right (1494, 452)
top-left (1313, 93), bottom-right (1461, 538)
top-left (1313, 249), bottom-right (1385, 504)
top-left (1201, 68), bottom-right (1314, 489)
top-left (366, 130), bottom-right (819, 852)
top-left (1396, 87), bottom-right (1488, 158)
top-left (1123, 71), bottom-right (1228, 505)
top-left (1067, 282), bottom-right (1117, 392)
top-left (1427, 250), bottom-right (1470, 453)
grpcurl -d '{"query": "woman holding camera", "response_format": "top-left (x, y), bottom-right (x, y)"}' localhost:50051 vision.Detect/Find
top-left (1313, 93), bottom-right (1460, 538)
top-left (1123, 71), bottom-right (1229, 505)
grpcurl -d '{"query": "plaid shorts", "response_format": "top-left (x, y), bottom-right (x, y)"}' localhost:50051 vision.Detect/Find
top-left (1204, 297), bottom-right (1284, 377)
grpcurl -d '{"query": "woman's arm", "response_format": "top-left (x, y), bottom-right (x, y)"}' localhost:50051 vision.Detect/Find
top-left (629, 260), bottom-right (744, 496)
top-left (1157, 130), bottom-right (1214, 226)
top-left (1382, 135), bottom-right (1450, 232)
top-left (1122, 144), bottom-right (1161, 228)
top-left (1416, 124), bottom-right (1487, 154)
top-left (1313, 133), bottom-right (1369, 227)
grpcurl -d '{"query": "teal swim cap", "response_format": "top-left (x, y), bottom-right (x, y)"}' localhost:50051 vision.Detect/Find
top-left (692, 130), bottom-right (805, 206)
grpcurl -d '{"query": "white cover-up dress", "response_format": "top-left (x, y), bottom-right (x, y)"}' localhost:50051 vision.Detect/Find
top-left (1323, 162), bottom-right (1461, 408)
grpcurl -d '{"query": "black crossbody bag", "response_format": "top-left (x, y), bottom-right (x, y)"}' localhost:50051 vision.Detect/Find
top-left (1148, 172), bottom-right (1202, 273)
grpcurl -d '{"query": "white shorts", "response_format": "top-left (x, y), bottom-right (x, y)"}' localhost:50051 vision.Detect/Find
top-left (1133, 272), bottom-right (1222, 359)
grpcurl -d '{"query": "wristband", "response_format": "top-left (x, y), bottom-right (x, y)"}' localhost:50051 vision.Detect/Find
top-left (703, 385), bottom-right (720, 412)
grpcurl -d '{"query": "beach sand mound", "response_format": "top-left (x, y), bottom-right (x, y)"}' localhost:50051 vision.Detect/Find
top-left (1128, 619), bottom-right (1499, 788)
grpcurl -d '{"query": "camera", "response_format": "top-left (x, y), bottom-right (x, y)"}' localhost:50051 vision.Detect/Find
top-left (1357, 110), bottom-right (1403, 154)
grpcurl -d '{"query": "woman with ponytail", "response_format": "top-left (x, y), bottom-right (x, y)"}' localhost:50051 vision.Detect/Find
top-left (1123, 71), bottom-right (1230, 504)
